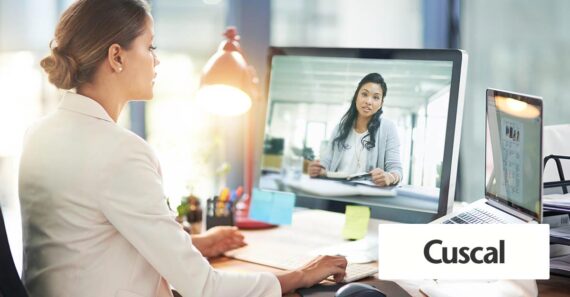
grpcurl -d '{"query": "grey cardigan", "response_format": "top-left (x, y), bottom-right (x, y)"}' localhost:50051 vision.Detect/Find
top-left (320, 117), bottom-right (403, 179)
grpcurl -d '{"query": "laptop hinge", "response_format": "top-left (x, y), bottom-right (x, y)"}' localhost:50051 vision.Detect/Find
top-left (486, 199), bottom-right (535, 222)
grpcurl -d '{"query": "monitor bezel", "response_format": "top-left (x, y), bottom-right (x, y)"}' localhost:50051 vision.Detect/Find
top-left (260, 47), bottom-right (468, 222)
top-left (484, 88), bottom-right (543, 222)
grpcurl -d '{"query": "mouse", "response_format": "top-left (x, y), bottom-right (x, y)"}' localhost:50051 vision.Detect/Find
top-left (334, 283), bottom-right (387, 297)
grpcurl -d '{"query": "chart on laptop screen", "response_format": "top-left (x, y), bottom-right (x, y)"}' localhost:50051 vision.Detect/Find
top-left (256, 48), bottom-right (467, 222)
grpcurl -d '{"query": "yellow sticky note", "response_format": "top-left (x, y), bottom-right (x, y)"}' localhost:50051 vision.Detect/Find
top-left (342, 205), bottom-right (370, 240)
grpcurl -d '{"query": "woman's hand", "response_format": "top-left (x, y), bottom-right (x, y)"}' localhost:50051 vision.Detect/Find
top-left (370, 168), bottom-right (396, 186)
top-left (298, 255), bottom-right (347, 286)
top-left (276, 255), bottom-right (347, 293)
top-left (192, 226), bottom-right (246, 258)
top-left (308, 160), bottom-right (326, 177)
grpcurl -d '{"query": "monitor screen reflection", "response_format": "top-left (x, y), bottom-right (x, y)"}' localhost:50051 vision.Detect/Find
top-left (261, 56), bottom-right (453, 198)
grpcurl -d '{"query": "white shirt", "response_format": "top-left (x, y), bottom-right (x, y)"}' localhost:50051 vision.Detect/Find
top-left (337, 128), bottom-right (369, 174)
top-left (19, 92), bottom-right (281, 297)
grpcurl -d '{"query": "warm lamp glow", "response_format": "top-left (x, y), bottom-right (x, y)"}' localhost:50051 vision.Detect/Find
top-left (495, 96), bottom-right (540, 119)
top-left (197, 27), bottom-right (257, 116)
top-left (504, 97), bottom-right (527, 112)
top-left (196, 84), bottom-right (252, 116)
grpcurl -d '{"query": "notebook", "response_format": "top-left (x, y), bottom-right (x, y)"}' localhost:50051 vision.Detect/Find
top-left (434, 89), bottom-right (543, 224)
top-left (322, 171), bottom-right (372, 181)
top-left (284, 177), bottom-right (396, 197)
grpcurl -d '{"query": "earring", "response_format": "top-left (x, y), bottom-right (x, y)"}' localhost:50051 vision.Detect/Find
top-left (118, 67), bottom-right (123, 72)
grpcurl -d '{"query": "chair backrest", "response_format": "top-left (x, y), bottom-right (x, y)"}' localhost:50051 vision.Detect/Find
top-left (543, 124), bottom-right (570, 194)
top-left (0, 207), bottom-right (29, 297)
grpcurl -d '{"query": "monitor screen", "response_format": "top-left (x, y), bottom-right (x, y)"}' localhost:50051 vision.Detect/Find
top-left (258, 48), bottom-right (467, 223)
top-left (485, 89), bottom-right (543, 221)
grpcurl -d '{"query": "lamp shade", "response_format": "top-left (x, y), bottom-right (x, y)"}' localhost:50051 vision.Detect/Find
top-left (196, 27), bottom-right (257, 116)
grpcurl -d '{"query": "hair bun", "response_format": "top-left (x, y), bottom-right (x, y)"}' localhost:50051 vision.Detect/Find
top-left (40, 46), bottom-right (79, 90)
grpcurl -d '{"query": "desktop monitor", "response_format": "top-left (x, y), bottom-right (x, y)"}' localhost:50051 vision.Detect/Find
top-left (258, 47), bottom-right (468, 223)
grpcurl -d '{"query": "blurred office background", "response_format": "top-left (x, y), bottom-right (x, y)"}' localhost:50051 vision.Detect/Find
top-left (1, 0), bottom-right (569, 273)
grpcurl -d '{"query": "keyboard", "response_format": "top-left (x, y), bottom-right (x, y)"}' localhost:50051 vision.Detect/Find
top-left (228, 249), bottom-right (377, 282)
top-left (443, 207), bottom-right (506, 224)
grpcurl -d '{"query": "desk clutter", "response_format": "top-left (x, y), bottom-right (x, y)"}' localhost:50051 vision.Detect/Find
top-left (175, 187), bottom-right (248, 232)
top-left (249, 188), bottom-right (296, 225)
top-left (175, 187), bottom-right (373, 237)
top-left (176, 186), bottom-right (299, 232)
top-left (205, 186), bottom-right (245, 230)
top-left (342, 205), bottom-right (371, 240)
top-left (202, 186), bottom-right (298, 229)
top-left (175, 194), bottom-right (203, 234)
top-left (205, 186), bottom-right (297, 229)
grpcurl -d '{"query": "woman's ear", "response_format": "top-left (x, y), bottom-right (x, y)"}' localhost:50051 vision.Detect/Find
top-left (107, 44), bottom-right (124, 73)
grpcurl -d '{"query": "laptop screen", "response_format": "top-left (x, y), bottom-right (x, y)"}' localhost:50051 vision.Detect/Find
top-left (485, 89), bottom-right (543, 221)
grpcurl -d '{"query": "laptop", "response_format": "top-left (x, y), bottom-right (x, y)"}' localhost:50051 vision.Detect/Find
top-left (435, 89), bottom-right (543, 224)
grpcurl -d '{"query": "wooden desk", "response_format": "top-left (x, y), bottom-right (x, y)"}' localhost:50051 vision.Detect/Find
top-left (210, 210), bottom-right (570, 297)
top-left (537, 275), bottom-right (570, 297)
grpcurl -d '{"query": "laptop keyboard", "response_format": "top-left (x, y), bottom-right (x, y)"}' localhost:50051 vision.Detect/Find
top-left (443, 208), bottom-right (506, 224)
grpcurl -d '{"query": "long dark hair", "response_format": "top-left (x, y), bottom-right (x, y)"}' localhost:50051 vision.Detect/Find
top-left (332, 73), bottom-right (387, 150)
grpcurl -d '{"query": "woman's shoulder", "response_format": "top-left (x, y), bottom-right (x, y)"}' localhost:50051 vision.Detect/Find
top-left (329, 123), bottom-right (342, 138)
top-left (380, 117), bottom-right (397, 131)
top-left (65, 115), bottom-right (158, 164)
top-left (381, 116), bottom-right (395, 125)
top-left (110, 126), bottom-right (156, 156)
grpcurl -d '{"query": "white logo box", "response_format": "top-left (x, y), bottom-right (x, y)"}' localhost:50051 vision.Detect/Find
top-left (378, 224), bottom-right (549, 280)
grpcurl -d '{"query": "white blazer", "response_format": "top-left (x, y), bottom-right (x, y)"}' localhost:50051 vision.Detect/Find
top-left (19, 92), bottom-right (281, 297)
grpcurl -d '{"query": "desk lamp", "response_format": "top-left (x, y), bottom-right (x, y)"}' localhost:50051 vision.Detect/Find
top-left (196, 27), bottom-right (257, 116)
top-left (197, 27), bottom-right (272, 229)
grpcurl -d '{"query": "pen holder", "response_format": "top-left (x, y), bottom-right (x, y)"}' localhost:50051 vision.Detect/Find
top-left (205, 197), bottom-right (235, 230)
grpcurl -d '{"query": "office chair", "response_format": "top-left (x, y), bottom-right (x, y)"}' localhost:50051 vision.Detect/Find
top-left (543, 124), bottom-right (570, 194)
top-left (0, 207), bottom-right (30, 297)
top-left (544, 155), bottom-right (570, 194)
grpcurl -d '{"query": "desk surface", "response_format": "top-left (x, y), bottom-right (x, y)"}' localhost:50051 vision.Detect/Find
top-left (210, 209), bottom-right (570, 297)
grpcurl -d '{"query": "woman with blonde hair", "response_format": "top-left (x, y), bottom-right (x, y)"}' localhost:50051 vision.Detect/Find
top-left (19, 1), bottom-right (346, 296)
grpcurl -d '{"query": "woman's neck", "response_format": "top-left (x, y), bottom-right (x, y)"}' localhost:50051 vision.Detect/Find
top-left (77, 83), bottom-right (126, 122)
top-left (354, 115), bottom-right (370, 133)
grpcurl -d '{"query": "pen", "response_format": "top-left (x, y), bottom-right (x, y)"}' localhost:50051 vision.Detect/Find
top-left (219, 188), bottom-right (230, 202)
top-left (233, 186), bottom-right (244, 205)
top-left (235, 186), bottom-right (243, 198)
top-left (207, 198), bottom-right (215, 217)
top-left (347, 172), bottom-right (372, 181)
top-left (215, 195), bottom-right (225, 217)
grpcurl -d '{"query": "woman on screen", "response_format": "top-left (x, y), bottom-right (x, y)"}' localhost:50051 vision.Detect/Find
top-left (308, 73), bottom-right (403, 186)
top-left (18, 1), bottom-right (347, 296)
